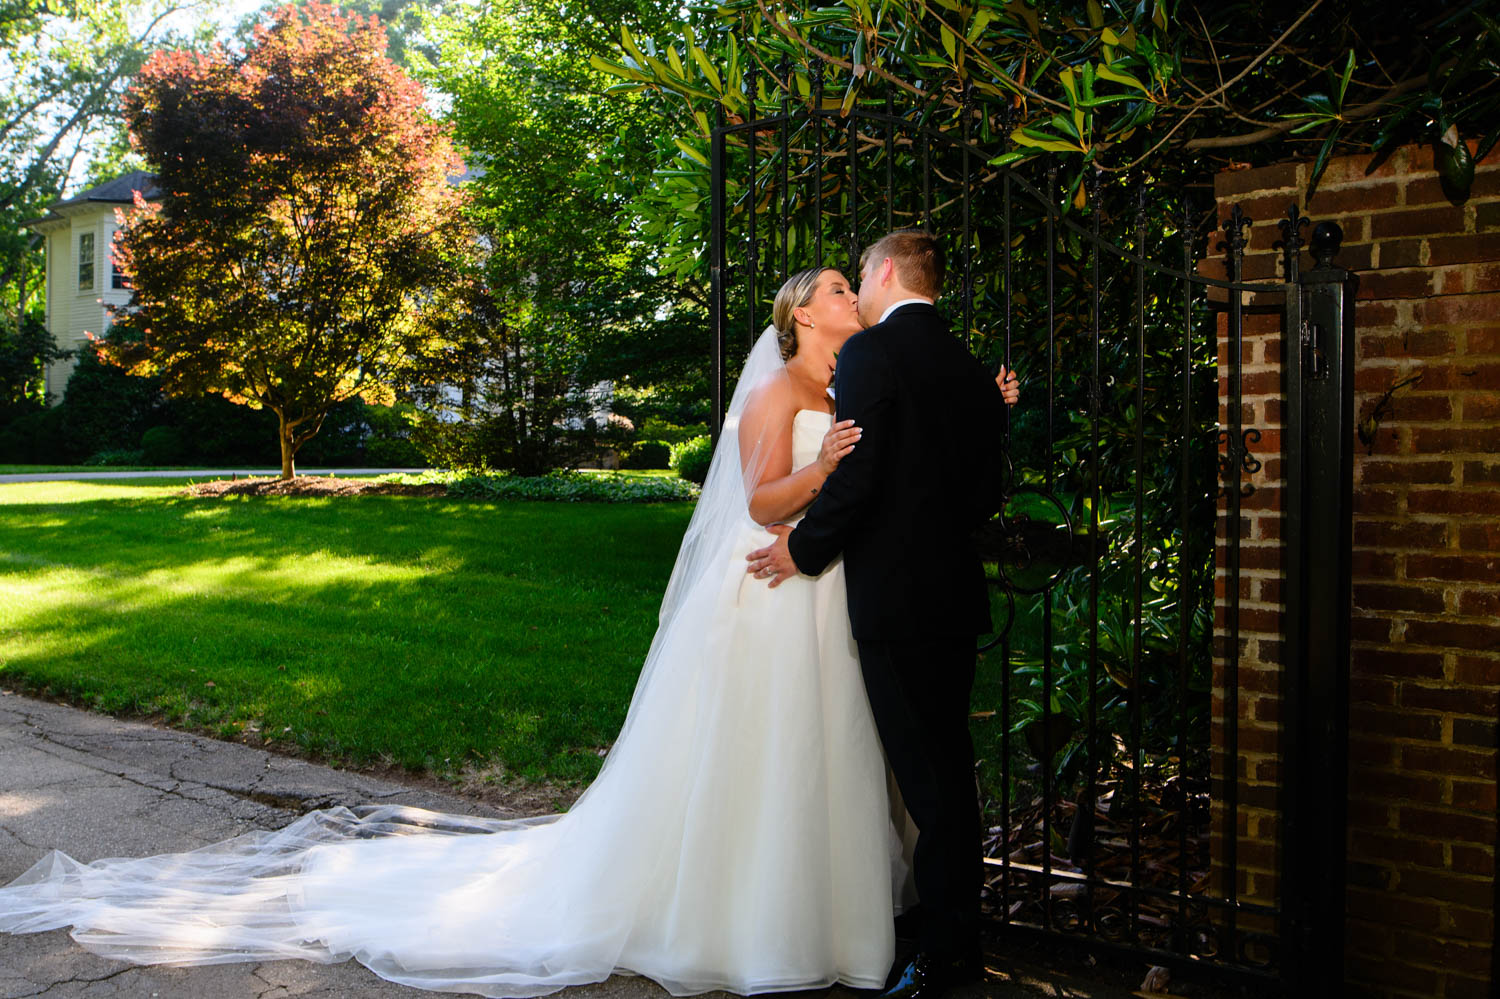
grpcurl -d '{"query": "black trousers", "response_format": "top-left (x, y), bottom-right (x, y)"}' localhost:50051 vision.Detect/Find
top-left (857, 635), bottom-right (981, 961)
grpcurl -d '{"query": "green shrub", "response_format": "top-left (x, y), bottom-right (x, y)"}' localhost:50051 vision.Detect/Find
top-left (669, 435), bottom-right (712, 484)
top-left (83, 448), bottom-right (146, 466)
top-left (55, 351), bottom-right (164, 461)
top-left (160, 393), bottom-right (277, 465)
top-left (0, 406), bottom-right (65, 463)
top-left (636, 418), bottom-right (709, 445)
top-left (621, 439), bottom-right (671, 470)
top-left (434, 470), bottom-right (697, 503)
top-left (362, 404), bottom-right (426, 467)
top-left (366, 436), bottom-right (425, 467)
top-left (140, 425), bottom-right (187, 465)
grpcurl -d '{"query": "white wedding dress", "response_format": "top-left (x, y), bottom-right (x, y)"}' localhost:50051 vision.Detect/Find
top-left (0, 399), bottom-right (905, 996)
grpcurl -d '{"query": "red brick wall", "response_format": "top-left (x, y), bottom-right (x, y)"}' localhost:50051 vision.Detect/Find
top-left (1213, 142), bottom-right (1500, 998)
top-left (1207, 303), bottom-right (1286, 918)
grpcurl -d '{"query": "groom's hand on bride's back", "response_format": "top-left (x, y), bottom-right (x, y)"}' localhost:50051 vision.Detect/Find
top-left (746, 524), bottom-right (799, 588)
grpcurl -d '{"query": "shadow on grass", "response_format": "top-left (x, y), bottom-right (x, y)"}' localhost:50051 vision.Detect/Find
top-left (0, 488), bottom-right (695, 781)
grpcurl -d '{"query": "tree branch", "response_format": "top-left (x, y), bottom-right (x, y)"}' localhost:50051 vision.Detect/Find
top-left (1192, 0), bottom-right (1324, 106)
top-left (1184, 70), bottom-right (1433, 150)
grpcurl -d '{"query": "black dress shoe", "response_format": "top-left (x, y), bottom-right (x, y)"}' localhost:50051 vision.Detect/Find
top-left (878, 954), bottom-right (939, 999)
top-left (878, 950), bottom-right (980, 999)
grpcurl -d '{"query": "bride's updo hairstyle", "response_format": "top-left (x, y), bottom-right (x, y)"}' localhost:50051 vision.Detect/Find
top-left (771, 267), bottom-right (832, 361)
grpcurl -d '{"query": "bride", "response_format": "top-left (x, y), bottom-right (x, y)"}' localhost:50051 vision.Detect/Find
top-left (0, 267), bottom-right (1012, 997)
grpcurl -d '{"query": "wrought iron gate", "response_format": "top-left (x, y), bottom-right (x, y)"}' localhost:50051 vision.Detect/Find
top-left (705, 67), bottom-right (1355, 991)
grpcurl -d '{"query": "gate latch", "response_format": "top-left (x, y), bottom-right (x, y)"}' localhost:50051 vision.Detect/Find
top-left (1300, 319), bottom-right (1327, 381)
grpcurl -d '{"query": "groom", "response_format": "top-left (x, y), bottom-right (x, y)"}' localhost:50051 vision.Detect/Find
top-left (747, 230), bottom-right (1010, 998)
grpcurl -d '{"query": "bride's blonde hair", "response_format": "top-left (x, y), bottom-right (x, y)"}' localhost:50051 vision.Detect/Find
top-left (771, 267), bottom-right (831, 361)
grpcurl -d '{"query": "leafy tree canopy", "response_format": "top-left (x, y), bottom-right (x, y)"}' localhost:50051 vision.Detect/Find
top-left (404, 0), bottom-right (718, 472)
top-left (0, 0), bottom-right (196, 408)
top-left (600, 0), bottom-right (1498, 208)
top-left (103, 1), bottom-right (471, 477)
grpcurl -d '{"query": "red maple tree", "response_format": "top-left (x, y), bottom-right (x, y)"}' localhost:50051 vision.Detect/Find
top-left (104, 3), bottom-right (471, 477)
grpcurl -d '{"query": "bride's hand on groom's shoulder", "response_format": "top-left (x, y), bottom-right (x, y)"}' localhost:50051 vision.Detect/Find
top-left (818, 419), bottom-right (861, 476)
top-left (996, 366), bottom-right (1021, 406)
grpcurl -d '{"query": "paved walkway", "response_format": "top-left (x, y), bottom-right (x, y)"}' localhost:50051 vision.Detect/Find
top-left (0, 695), bottom-right (1152, 999)
top-left (0, 469), bottom-right (423, 484)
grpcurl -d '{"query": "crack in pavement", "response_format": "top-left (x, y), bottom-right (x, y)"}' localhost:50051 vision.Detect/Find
top-left (249, 964), bottom-right (292, 999)
top-left (31, 962), bottom-right (137, 996)
top-left (8, 729), bottom-right (287, 830)
top-left (6, 703), bottom-right (423, 820)
top-left (0, 778), bottom-right (119, 795)
top-left (0, 822), bottom-right (48, 853)
top-left (0, 967), bottom-right (48, 999)
top-left (12, 718), bottom-right (348, 824)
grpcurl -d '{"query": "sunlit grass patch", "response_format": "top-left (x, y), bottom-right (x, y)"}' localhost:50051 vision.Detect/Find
top-left (0, 480), bottom-right (694, 782)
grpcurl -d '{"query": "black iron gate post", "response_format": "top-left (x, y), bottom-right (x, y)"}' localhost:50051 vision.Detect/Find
top-left (1280, 219), bottom-right (1358, 992)
top-left (709, 105), bottom-right (727, 445)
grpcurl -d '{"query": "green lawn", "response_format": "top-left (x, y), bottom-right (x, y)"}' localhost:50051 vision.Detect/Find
top-left (0, 479), bottom-right (692, 781)
top-left (0, 476), bottom-right (1050, 805)
top-left (0, 465), bottom-right (192, 474)
top-left (0, 465), bottom-right (410, 475)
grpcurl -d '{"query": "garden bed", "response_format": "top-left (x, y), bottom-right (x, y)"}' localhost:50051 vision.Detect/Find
top-left (187, 474), bottom-right (445, 498)
top-left (184, 471), bottom-right (699, 503)
top-left (187, 475), bottom-right (446, 498)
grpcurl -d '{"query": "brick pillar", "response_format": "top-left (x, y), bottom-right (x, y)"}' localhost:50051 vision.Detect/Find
top-left (1213, 143), bottom-right (1500, 998)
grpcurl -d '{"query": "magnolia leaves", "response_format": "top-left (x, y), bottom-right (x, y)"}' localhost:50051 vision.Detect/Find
top-left (1001, 24), bottom-right (1166, 209)
top-left (1280, 49), bottom-right (1357, 197)
top-left (598, 0), bottom-right (1176, 214)
top-left (1437, 124), bottom-right (1476, 201)
top-left (592, 23), bottom-right (744, 111)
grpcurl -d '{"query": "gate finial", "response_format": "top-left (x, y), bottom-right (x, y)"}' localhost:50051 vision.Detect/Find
top-left (1220, 203), bottom-right (1252, 279)
top-left (1276, 205), bottom-right (1309, 282)
top-left (1309, 221), bottom-right (1343, 270)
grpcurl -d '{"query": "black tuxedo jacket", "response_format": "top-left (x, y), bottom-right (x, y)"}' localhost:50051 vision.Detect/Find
top-left (786, 302), bottom-right (1008, 641)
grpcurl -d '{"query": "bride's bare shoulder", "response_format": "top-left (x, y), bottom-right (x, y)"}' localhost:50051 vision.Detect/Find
top-left (738, 377), bottom-right (798, 455)
top-left (742, 376), bottom-right (796, 421)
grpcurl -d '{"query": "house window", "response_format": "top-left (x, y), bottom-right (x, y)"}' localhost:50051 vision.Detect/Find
top-left (111, 253), bottom-right (129, 290)
top-left (77, 233), bottom-right (94, 291)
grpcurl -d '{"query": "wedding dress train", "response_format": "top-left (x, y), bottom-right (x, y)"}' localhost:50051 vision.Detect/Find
top-left (0, 401), bottom-right (905, 997)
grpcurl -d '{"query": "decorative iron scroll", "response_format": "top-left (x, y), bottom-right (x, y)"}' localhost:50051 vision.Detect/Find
top-left (1216, 427), bottom-right (1263, 498)
top-left (975, 483), bottom-right (1079, 648)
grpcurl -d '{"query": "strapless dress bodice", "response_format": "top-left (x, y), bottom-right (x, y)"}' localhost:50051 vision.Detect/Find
top-left (792, 408), bottom-right (833, 472)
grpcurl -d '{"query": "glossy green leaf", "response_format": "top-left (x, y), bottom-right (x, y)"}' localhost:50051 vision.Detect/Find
top-left (690, 46), bottom-right (722, 91)
top-left (1012, 127), bottom-right (1084, 152)
top-left (987, 150), bottom-right (1030, 167)
top-left (1095, 60), bottom-right (1150, 95)
top-left (590, 54), bottom-right (651, 82)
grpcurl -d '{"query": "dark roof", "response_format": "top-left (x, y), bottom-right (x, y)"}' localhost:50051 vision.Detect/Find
top-left (48, 170), bottom-right (160, 209)
top-left (23, 170), bottom-right (160, 231)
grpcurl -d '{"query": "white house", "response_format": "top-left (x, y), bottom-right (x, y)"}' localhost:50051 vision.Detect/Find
top-left (23, 169), bottom-right (620, 437)
top-left (24, 170), bottom-right (159, 402)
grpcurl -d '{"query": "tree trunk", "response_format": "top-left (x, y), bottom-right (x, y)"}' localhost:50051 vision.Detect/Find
top-left (277, 410), bottom-right (296, 479)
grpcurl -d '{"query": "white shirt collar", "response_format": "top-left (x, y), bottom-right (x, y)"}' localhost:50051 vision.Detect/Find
top-left (878, 297), bottom-right (934, 324)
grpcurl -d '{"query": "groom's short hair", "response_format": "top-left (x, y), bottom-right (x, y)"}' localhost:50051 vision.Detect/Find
top-left (861, 230), bottom-right (945, 298)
